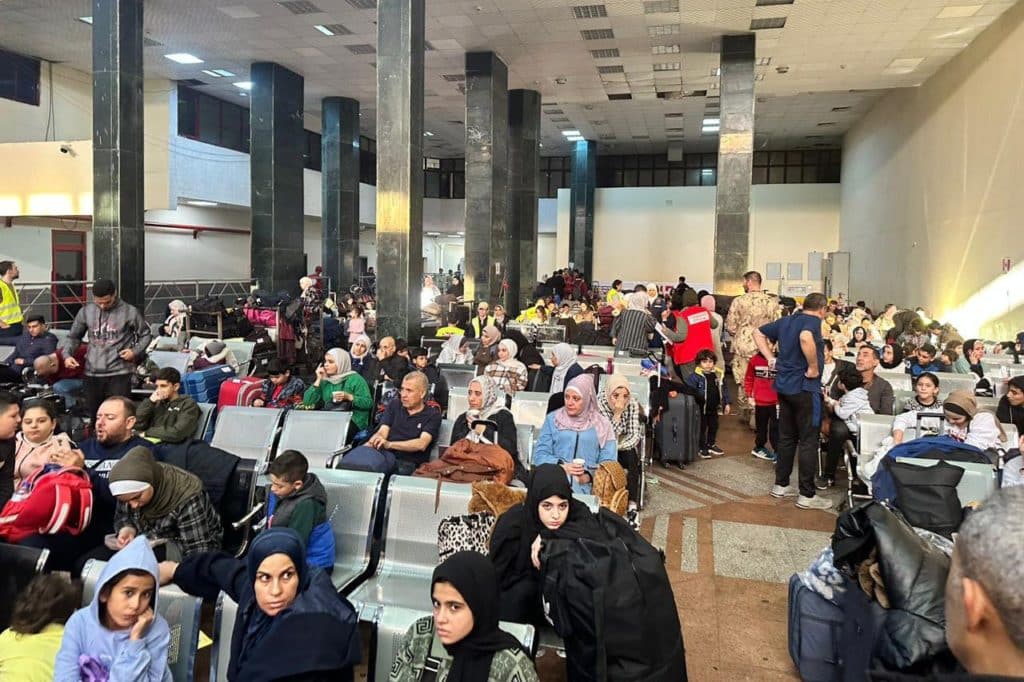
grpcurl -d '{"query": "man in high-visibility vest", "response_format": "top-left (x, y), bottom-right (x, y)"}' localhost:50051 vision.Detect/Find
top-left (0, 261), bottom-right (24, 345)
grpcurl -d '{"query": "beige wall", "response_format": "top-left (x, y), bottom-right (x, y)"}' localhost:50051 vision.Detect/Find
top-left (0, 64), bottom-right (92, 143)
top-left (840, 0), bottom-right (1024, 339)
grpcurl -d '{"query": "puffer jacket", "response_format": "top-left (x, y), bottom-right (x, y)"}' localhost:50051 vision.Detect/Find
top-left (832, 502), bottom-right (952, 673)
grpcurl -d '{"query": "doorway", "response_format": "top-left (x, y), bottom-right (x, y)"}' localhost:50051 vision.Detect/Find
top-left (51, 230), bottom-right (87, 327)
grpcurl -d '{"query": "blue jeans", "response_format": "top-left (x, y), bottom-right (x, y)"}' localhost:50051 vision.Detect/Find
top-left (52, 378), bottom-right (84, 407)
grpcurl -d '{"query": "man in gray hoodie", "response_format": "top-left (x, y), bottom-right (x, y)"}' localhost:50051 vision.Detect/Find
top-left (61, 278), bottom-right (151, 419)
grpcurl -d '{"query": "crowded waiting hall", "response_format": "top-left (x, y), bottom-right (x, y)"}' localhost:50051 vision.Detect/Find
top-left (4, 0), bottom-right (1024, 680)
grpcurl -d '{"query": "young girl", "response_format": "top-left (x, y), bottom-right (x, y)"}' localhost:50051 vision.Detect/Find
top-left (54, 536), bottom-right (171, 681)
top-left (14, 401), bottom-right (75, 486)
top-left (892, 372), bottom-right (944, 444)
top-left (0, 574), bottom-right (80, 682)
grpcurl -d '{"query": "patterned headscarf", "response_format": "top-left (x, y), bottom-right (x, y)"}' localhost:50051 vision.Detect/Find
top-left (627, 291), bottom-right (650, 311)
top-left (548, 343), bottom-right (578, 394)
top-left (554, 375), bottom-right (616, 448)
top-left (468, 375), bottom-right (508, 421)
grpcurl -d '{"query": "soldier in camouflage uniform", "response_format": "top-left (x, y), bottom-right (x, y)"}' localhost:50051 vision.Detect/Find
top-left (725, 271), bottom-right (781, 409)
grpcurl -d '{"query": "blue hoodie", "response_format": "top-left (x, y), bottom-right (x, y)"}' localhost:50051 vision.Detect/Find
top-left (53, 536), bottom-right (172, 682)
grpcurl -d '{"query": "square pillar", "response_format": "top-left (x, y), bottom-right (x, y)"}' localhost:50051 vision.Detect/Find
top-left (507, 89), bottom-right (541, 314)
top-left (322, 96), bottom-right (361, 293)
top-left (569, 139), bottom-right (597, 280)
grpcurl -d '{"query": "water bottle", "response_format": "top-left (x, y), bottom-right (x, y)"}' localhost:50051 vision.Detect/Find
top-left (606, 356), bottom-right (614, 374)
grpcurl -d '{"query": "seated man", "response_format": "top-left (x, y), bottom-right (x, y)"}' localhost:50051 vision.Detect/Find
top-left (0, 314), bottom-right (58, 383)
top-left (856, 345), bottom-right (895, 415)
top-left (253, 359), bottom-right (305, 409)
top-left (906, 342), bottom-right (944, 378)
top-left (343, 371), bottom-right (441, 475)
top-left (33, 345), bottom-right (88, 408)
top-left (134, 367), bottom-right (201, 444)
top-left (938, 486), bottom-right (1024, 678)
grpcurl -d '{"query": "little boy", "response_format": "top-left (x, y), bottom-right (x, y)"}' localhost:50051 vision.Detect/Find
top-left (266, 450), bottom-right (335, 573)
top-left (819, 366), bottom-right (874, 489)
top-left (684, 349), bottom-right (731, 459)
top-left (744, 350), bottom-right (779, 462)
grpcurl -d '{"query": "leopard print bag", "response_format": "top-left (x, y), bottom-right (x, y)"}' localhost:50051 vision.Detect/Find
top-left (437, 512), bottom-right (496, 561)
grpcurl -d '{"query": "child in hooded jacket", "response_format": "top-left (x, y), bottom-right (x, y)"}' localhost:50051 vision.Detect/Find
top-left (684, 349), bottom-right (731, 458)
top-left (53, 535), bottom-right (171, 682)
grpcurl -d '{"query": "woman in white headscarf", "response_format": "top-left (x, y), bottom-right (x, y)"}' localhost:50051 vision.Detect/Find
top-left (611, 292), bottom-right (657, 356)
top-left (438, 334), bottom-right (472, 365)
top-left (484, 339), bottom-right (528, 395)
top-left (547, 342), bottom-right (582, 394)
top-left (302, 348), bottom-right (374, 430)
top-left (450, 375), bottom-right (520, 464)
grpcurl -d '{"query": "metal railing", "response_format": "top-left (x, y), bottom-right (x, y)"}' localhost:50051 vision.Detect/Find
top-left (17, 280), bottom-right (253, 328)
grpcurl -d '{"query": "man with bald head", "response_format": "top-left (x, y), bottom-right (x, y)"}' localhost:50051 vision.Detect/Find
top-left (33, 345), bottom-right (88, 407)
top-left (362, 335), bottom-right (410, 386)
top-left (341, 370), bottom-right (441, 475)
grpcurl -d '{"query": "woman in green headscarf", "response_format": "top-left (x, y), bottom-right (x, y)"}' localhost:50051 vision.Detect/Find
top-left (108, 447), bottom-right (223, 560)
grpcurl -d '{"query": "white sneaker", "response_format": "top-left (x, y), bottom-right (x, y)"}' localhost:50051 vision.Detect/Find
top-left (770, 484), bottom-right (798, 498)
top-left (796, 494), bottom-right (833, 510)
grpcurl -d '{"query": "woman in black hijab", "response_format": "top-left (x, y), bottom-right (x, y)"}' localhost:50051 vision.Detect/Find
top-left (161, 528), bottom-right (361, 681)
top-left (390, 551), bottom-right (539, 682)
top-left (488, 463), bottom-right (602, 625)
top-left (880, 342), bottom-right (904, 370)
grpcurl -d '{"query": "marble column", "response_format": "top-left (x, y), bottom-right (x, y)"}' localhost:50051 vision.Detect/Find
top-left (506, 89), bottom-right (541, 315)
top-left (713, 33), bottom-right (756, 294)
top-left (250, 62), bottom-right (305, 295)
top-left (376, 0), bottom-right (425, 341)
top-left (321, 96), bottom-right (361, 294)
top-left (463, 51), bottom-right (508, 307)
top-left (569, 139), bottom-right (597, 280)
top-left (92, 0), bottom-right (144, 307)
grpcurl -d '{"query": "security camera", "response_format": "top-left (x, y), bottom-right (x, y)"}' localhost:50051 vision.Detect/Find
top-left (59, 144), bottom-right (76, 157)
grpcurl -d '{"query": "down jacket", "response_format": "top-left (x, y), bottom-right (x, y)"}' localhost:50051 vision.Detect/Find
top-left (831, 502), bottom-right (956, 674)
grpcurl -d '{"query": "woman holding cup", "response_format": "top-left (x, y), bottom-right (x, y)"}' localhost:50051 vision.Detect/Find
top-left (302, 348), bottom-right (374, 431)
top-left (532, 375), bottom-right (617, 494)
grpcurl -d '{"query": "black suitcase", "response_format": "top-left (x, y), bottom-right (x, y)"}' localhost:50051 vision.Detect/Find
top-left (656, 393), bottom-right (700, 467)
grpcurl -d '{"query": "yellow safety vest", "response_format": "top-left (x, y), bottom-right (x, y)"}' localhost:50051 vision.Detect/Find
top-left (0, 280), bottom-right (22, 325)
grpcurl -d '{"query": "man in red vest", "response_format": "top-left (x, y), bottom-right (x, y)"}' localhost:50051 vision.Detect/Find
top-left (664, 292), bottom-right (716, 380)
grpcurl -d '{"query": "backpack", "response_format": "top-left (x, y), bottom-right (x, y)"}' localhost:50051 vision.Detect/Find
top-left (0, 465), bottom-right (94, 543)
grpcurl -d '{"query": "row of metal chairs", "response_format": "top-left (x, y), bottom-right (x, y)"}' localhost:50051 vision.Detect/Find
top-left (875, 369), bottom-right (981, 394)
top-left (889, 390), bottom-right (999, 416)
top-left (857, 412), bottom-right (1020, 458)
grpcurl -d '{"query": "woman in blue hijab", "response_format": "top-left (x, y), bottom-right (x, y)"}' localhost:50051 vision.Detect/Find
top-left (158, 528), bottom-right (360, 681)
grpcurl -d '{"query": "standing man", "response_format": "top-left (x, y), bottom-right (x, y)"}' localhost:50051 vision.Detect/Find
top-left (725, 271), bottom-right (781, 411)
top-left (754, 292), bottom-right (831, 511)
top-left (61, 278), bottom-right (152, 420)
top-left (0, 260), bottom-right (24, 344)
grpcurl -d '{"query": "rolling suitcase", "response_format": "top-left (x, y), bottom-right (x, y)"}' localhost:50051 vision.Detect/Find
top-left (655, 392), bottom-right (700, 468)
top-left (183, 365), bottom-right (236, 403)
top-left (217, 376), bottom-right (263, 412)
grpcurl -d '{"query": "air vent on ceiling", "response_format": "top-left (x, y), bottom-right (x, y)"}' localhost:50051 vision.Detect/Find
top-left (279, 0), bottom-right (322, 15)
top-left (599, 134), bottom-right (616, 140)
top-left (750, 17), bottom-right (787, 30)
top-left (318, 23), bottom-right (352, 35)
top-left (651, 44), bottom-right (680, 54)
top-left (346, 44), bottom-right (376, 54)
top-left (177, 78), bottom-right (206, 86)
top-left (591, 119), bottom-right (607, 125)
top-left (581, 29), bottom-right (615, 40)
top-left (556, 124), bottom-right (574, 130)
top-left (685, 89), bottom-right (707, 97)
top-left (542, 101), bottom-right (558, 106)
top-left (665, 126), bottom-right (683, 131)
top-left (143, 37), bottom-right (163, 47)
top-left (544, 108), bottom-right (564, 114)
top-left (597, 65), bottom-right (624, 74)
top-left (449, 119), bottom-right (463, 124)
top-left (653, 62), bottom-right (680, 71)
top-left (608, 93), bottom-right (632, 100)
top-left (345, 0), bottom-right (377, 8)
top-left (572, 5), bottom-right (607, 18)
top-left (656, 91), bottom-right (682, 100)
top-left (632, 135), bottom-right (650, 139)
top-left (648, 24), bottom-right (680, 36)
top-left (590, 48), bottom-right (620, 58)
top-left (756, 0), bottom-right (794, 5)
top-left (441, 73), bottom-right (465, 82)
top-left (551, 117), bottom-right (571, 122)
top-left (817, 121), bottom-right (837, 126)
top-left (643, 0), bottom-right (679, 13)
top-left (804, 135), bottom-right (824, 139)
top-left (831, 106), bottom-right (850, 112)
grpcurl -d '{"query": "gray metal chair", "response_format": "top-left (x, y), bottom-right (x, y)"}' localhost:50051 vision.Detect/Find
top-left (211, 406), bottom-right (284, 464)
top-left (224, 340), bottom-right (256, 376)
top-left (311, 467), bottom-right (386, 592)
top-left (346, 476), bottom-right (475, 622)
top-left (81, 559), bottom-right (203, 682)
top-left (516, 423), bottom-right (536, 469)
top-left (932, 372), bottom-right (981, 395)
top-left (278, 410), bottom-right (354, 466)
top-left (148, 350), bottom-right (192, 375)
top-left (447, 387), bottom-right (469, 420)
top-left (210, 591), bottom-right (238, 682)
top-left (598, 373), bottom-right (651, 410)
top-left (192, 402), bottom-right (216, 441)
top-left (438, 364), bottom-right (477, 390)
top-left (0, 346), bottom-right (15, 364)
top-left (428, 419), bottom-right (455, 461)
top-left (373, 605), bottom-right (535, 681)
top-left (509, 391), bottom-right (550, 428)
top-left (876, 370), bottom-right (912, 392)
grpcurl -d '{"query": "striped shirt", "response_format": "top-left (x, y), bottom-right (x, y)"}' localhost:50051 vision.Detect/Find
top-left (611, 309), bottom-right (656, 355)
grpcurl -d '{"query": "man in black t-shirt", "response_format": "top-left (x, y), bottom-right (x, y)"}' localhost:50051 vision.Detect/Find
top-left (362, 371), bottom-right (442, 475)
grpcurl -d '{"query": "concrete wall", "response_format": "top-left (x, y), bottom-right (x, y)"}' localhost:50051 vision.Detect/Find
top-left (840, 0), bottom-right (1024, 338)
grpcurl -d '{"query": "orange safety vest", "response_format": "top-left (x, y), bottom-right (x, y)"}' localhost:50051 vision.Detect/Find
top-left (670, 306), bottom-right (714, 365)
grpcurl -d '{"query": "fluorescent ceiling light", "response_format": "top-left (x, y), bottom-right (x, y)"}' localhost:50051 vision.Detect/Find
top-left (201, 69), bottom-right (222, 78)
top-left (426, 231), bottom-right (441, 237)
top-left (702, 126), bottom-right (719, 133)
top-left (165, 53), bottom-right (204, 64)
top-left (78, 16), bottom-right (93, 24)
top-left (702, 117), bottom-right (720, 126)
top-left (561, 130), bottom-right (581, 136)
top-left (567, 135), bottom-right (585, 141)
top-left (213, 69), bottom-right (235, 77)
top-left (314, 24), bottom-right (335, 35)
top-left (185, 200), bottom-right (218, 207)
top-left (233, 81), bottom-right (254, 90)
top-left (424, 131), bottom-right (434, 136)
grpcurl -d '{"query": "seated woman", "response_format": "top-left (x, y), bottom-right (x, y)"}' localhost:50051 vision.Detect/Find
top-left (349, 334), bottom-right (373, 378)
top-left (160, 528), bottom-right (361, 681)
top-left (892, 372), bottom-right (944, 444)
top-left (997, 375), bottom-right (1024, 434)
top-left (437, 334), bottom-right (472, 365)
top-left (390, 551), bottom-right (539, 682)
top-left (451, 376), bottom-right (519, 465)
top-left (483, 340), bottom-right (528, 395)
top-left (489, 464), bottom-right (595, 626)
top-left (473, 326), bottom-right (502, 371)
top-left (14, 400), bottom-right (74, 487)
top-left (597, 375), bottom-right (643, 515)
top-left (847, 326), bottom-right (868, 349)
top-left (107, 447), bottom-right (223, 560)
top-left (546, 342), bottom-right (583, 395)
top-left (533, 375), bottom-right (617, 494)
top-left (879, 343), bottom-right (904, 370)
top-left (944, 390), bottom-right (1006, 451)
top-left (302, 348), bottom-right (374, 432)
